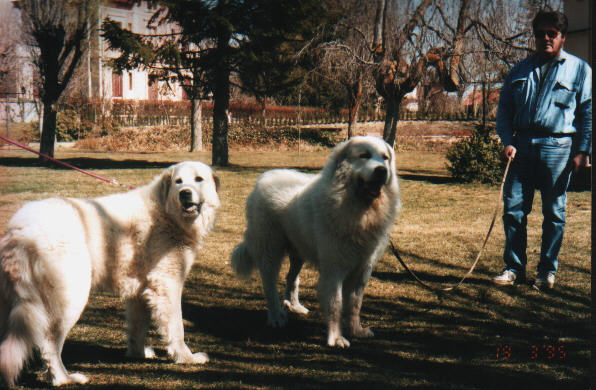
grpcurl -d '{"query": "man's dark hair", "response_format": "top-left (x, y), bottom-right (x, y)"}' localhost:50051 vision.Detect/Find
top-left (532, 10), bottom-right (568, 36)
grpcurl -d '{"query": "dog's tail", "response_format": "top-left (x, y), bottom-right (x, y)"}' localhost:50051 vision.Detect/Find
top-left (0, 304), bottom-right (46, 388)
top-left (0, 237), bottom-right (48, 388)
top-left (231, 242), bottom-right (256, 279)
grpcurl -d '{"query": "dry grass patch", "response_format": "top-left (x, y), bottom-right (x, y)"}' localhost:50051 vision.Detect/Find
top-left (0, 147), bottom-right (590, 389)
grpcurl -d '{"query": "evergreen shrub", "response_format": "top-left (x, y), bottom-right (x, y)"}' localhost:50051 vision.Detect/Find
top-left (446, 124), bottom-right (506, 184)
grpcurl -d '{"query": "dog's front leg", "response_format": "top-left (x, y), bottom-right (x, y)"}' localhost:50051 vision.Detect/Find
top-left (143, 283), bottom-right (208, 364)
top-left (318, 270), bottom-right (350, 348)
top-left (342, 264), bottom-right (374, 338)
top-left (126, 297), bottom-right (156, 359)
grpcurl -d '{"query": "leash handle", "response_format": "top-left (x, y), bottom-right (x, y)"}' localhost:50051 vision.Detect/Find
top-left (391, 156), bottom-right (513, 294)
top-left (0, 134), bottom-right (134, 190)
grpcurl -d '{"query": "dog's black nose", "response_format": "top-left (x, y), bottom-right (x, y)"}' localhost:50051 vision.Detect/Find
top-left (179, 189), bottom-right (193, 202)
top-left (372, 166), bottom-right (388, 183)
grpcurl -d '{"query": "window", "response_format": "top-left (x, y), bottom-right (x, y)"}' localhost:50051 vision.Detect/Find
top-left (112, 71), bottom-right (122, 97)
top-left (129, 72), bottom-right (133, 90)
top-left (148, 79), bottom-right (158, 100)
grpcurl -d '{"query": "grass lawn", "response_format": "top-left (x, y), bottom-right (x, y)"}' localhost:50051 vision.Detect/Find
top-left (0, 145), bottom-right (591, 390)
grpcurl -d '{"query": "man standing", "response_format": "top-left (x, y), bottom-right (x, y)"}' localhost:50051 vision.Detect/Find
top-left (493, 10), bottom-right (591, 290)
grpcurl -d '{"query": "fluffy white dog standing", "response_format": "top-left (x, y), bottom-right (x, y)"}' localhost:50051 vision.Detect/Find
top-left (232, 136), bottom-right (400, 348)
top-left (0, 161), bottom-right (220, 388)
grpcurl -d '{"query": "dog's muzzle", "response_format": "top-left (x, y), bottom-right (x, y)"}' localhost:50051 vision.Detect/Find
top-left (358, 166), bottom-right (388, 199)
top-left (179, 189), bottom-right (202, 216)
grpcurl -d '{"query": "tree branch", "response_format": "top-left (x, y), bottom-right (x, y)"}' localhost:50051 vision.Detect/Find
top-left (318, 41), bottom-right (377, 66)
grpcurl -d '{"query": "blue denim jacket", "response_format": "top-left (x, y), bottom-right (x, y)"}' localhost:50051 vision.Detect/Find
top-left (497, 50), bottom-right (592, 154)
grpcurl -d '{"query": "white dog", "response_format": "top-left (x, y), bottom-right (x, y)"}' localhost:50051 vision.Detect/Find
top-left (232, 136), bottom-right (400, 348)
top-left (0, 161), bottom-right (220, 387)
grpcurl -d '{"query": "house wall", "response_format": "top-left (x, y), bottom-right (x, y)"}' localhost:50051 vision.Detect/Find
top-left (564, 0), bottom-right (592, 63)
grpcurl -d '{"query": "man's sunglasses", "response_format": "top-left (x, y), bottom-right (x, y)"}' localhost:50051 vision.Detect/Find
top-left (534, 29), bottom-right (560, 39)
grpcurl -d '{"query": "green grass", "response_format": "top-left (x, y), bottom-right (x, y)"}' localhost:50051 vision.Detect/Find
top-left (0, 146), bottom-right (591, 390)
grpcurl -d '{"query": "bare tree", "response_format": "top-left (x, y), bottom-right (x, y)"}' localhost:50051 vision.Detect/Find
top-left (0, 1), bottom-right (23, 95)
top-left (372, 0), bottom-right (468, 145)
top-left (19, 0), bottom-right (92, 158)
top-left (317, 0), bottom-right (466, 146)
top-left (315, 1), bottom-right (378, 139)
top-left (458, 0), bottom-right (562, 126)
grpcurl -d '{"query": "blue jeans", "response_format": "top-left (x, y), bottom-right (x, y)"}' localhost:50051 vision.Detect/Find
top-left (502, 135), bottom-right (573, 277)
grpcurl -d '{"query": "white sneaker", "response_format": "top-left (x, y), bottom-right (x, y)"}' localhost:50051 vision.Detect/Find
top-left (492, 270), bottom-right (522, 286)
top-left (533, 274), bottom-right (555, 291)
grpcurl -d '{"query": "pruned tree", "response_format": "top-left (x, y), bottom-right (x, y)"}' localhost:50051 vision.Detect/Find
top-left (316, 0), bottom-right (495, 146)
top-left (372, 0), bottom-right (465, 145)
top-left (19, 0), bottom-right (93, 158)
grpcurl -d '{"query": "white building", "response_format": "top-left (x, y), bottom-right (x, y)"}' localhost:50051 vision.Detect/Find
top-left (90, 0), bottom-right (185, 101)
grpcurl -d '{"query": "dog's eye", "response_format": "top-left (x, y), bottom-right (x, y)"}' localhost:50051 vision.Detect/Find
top-left (195, 176), bottom-right (203, 182)
top-left (382, 154), bottom-right (389, 161)
top-left (175, 178), bottom-right (183, 184)
top-left (359, 151), bottom-right (372, 159)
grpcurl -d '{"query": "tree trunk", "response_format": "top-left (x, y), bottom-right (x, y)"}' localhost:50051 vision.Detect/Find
top-left (346, 72), bottom-right (363, 140)
top-left (481, 80), bottom-right (487, 129)
top-left (347, 106), bottom-right (357, 140)
top-left (39, 101), bottom-right (57, 160)
top-left (257, 98), bottom-right (266, 126)
top-left (212, 66), bottom-right (230, 166)
top-left (382, 97), bottom-right (400, 146)
top-left (211, 2), bottom-right (231, 167)
top-left (190, 98), bottom-right (202, 152)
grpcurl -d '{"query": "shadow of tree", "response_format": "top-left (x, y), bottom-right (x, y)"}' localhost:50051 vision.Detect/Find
top-left (0, 156), bottom-right (176, 170)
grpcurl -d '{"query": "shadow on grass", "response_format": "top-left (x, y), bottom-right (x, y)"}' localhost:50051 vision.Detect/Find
top-left (398, 171), bottom-right (457, 185)
top-left (16, 287), bottom-right (589, 390)
top-left (225, 163), bottom-right (321, 175)
top-left (0, 156), bottom-right (176, 170)
top-left (183, 303), bottom-right (321, 345)
top-left (0, 156), bottom-right (323, 178)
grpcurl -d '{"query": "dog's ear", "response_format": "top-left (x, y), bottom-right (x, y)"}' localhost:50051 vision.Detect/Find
top-left (158, 166), bottom-right (174, 203)
top-left (384, 141), bottom-right (398, 185)
top-left (321, 138), bottom-right (352, 184)
top-left (212, 170), bottom-right (221, 193)
top-left (328, 138), bottom-right (351, 169)
top-left (385, 142), bottom-right (395, 165)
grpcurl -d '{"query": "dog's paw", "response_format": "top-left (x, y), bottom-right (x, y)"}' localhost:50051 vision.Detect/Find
top-left (52, 372), bottom-right (89, 386)
top-left (126, 345), bottom-right (156, 359)
top-left (175, 352), bottom-right (209, 364)
top-left (283, 300), bottom-right (309, 315)
top-left (266, 309), bottom-right (288, 327)
top-left (351, 326), bottom-right (374, 338)
top-left (191, 352), bottom-right (209, 364)
top-left (328, 335), bottom-right (350, 348)
top-left (144, 346), bottom-right (156, 358)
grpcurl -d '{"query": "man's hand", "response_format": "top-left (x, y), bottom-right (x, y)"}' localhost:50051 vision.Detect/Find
top-left (572, 153), bottom-right (591, 173)
top-left (503, 145), bottom-right (517, 161)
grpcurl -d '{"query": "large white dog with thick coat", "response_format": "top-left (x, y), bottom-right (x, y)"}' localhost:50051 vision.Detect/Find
top-left (0, 161), bottom-right (220, 387)
top-left (232, 136), bottom-right (400, 348)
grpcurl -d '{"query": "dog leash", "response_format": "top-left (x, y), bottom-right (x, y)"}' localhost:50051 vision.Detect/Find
top-left (0, 134), bottom-right (134, 190)
top-left (390, 156), bottom-right (512, 294)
